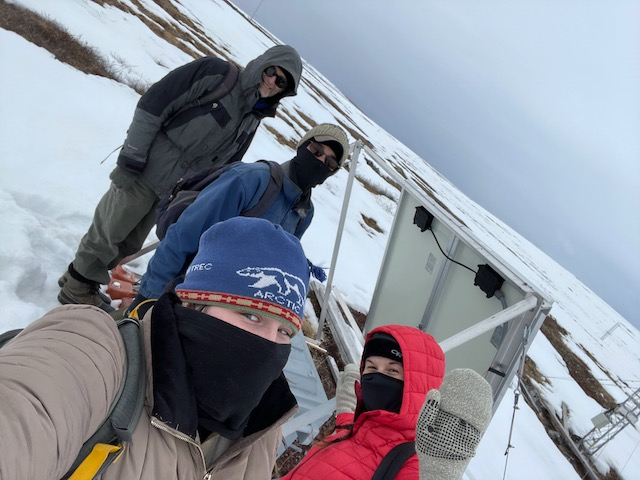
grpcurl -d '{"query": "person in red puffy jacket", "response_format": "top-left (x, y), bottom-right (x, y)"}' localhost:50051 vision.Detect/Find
top-left (282, 325), bottom-right (442, 479)
top-left (280, 325), bottom-right (494, 480)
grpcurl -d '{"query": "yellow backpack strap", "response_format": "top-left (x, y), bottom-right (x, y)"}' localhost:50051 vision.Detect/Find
top-left (127, 298), bottom-right (157, 320)
top-left (68, 443), bottom-right (124, 480)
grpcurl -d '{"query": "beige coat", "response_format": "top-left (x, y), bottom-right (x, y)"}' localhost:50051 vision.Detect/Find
top-left (0, 305), bottom-right (294, 479)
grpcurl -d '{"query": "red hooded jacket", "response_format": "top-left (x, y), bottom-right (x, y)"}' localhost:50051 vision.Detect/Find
top-left (281, 324), bottom-right (445, 479)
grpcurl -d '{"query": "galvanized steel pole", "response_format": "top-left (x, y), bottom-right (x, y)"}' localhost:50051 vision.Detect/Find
top-left (439, 295), bottom-right (538, 352)
top-left (316, 140), bottom-right (363, 341)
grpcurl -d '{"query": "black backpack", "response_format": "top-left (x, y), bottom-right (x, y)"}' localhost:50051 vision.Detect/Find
top-left (155, 160), bottom-right (284, 240)
top-left (0, 319), bottom-right (146, 479)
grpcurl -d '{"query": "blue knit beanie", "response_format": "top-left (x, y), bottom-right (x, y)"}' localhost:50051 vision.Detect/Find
top-left (175, 217), bottom-right (310, 335)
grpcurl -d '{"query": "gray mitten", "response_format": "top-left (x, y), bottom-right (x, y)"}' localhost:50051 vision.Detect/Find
top-left (335, 363), bottom-right (360, 415)
top-left (416, 368), bottom-right (493, 480)
top-left (109, 166), bottom-right (138, 190)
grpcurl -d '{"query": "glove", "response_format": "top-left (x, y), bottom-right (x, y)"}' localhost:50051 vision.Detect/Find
top-left (335, 363), bottom-right (360, 415)
top-left (116, 152), bottom-right (146, 173)
top-left (416, 368), bottom-right (493, 480)
top-left (109, 166), bottom-right (139, 190)
top-left (124, 293), bottom-right (157, 320)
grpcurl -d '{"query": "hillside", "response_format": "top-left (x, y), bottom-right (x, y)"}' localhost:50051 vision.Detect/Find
top-left (1, 0), bottom-right (639, 478)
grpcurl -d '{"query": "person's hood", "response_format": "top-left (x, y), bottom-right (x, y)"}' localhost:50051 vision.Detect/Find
top-left (357, 325), bottom-right (446, 428)
top-left (240, 44), bottom-right (302, 102)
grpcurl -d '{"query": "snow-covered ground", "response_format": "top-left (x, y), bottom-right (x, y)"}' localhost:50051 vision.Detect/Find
top-left (1, 0), bottom-right (639, 478)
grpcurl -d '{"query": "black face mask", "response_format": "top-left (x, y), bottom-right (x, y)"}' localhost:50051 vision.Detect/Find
top-left (360, 372), bottom-right (404, 413)
top-left (174, 305), bottom-right (291, 439)
top-left (289, 144), bottom-right (333, 191)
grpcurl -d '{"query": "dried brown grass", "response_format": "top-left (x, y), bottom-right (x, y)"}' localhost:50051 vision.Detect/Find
top-left (0, 0), bottom-right (116, 80)
top-left (540, 316), bottom-right (617, 409)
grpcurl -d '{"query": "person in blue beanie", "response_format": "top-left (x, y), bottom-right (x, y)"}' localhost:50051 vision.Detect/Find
top-left (124, 123), bottom-right (349, 319)
top-left (1, 217), bottom-right (312, 479)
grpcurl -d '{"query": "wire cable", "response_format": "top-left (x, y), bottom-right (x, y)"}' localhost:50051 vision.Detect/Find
top-left (502, 325), bottom-right (530, 480)
top-left (99, 144), bottom-right (123, 165)
top-left (620, 437), bottom-right (640, 474)
top-left (429, 228), bottom-right (476, 274)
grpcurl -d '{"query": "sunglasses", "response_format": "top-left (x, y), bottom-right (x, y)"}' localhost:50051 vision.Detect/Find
top-left (308, 141), bottom-right (339, 172)
top-left (264, 66), bottom-right (288, 89)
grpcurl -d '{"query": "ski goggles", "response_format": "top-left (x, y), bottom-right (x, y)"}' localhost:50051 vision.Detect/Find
top-left (264, 66), bottom-right (288, 89)
top-left (308, 141), bottom-right (339, 172)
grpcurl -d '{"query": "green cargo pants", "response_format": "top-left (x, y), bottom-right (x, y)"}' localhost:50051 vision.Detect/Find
top-left (73, 173), bottom-right (158, 285)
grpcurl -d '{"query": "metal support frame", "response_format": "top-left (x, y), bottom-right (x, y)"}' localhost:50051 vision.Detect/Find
top-left (281, 398), bottom-right (337, 440)
top-left (581, 387), bottom-right (640, 455)
top-left (316, 140), bottom-right (363, 341)
top-left (419, 235), bottom-right (460, 331)
top-left (438, 295), bottom-right (538, 353)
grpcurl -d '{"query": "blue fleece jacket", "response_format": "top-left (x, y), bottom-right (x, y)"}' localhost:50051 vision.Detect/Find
top-left (138, 161), bottom-right (313, 298)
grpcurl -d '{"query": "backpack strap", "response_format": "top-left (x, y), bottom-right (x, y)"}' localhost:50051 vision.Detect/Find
top-left (162, 62), bottom-right (240, 128)
top-left (192, 62), bottom-right (239, 107)
top-left (155, 162), bottom-right (240, 240)
top-left (0, 328), bottom-right (23, 348)
top-left (372, 441), bottom-right (416, 480)
top-left (190, 161), bottom-right (238, 192)
top-left (61, 318), bottom-right (146, 479)
top-left (242, 160), bottom-right (284, 218)
top-left (67, 444), bottom-right (124, 480)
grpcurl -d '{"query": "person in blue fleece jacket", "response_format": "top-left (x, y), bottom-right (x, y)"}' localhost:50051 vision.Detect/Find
top-left (126, 123), bottom-right (350, 317)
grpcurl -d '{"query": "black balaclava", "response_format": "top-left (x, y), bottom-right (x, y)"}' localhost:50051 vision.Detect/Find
top-left (360, 332), bottom-right (404, 414)
top-left (361, 373), bottom-right (404, 413)
top-left (289, 141), bottom-right (334, 191)
top-left (170, 302), bottom-right (290, 439)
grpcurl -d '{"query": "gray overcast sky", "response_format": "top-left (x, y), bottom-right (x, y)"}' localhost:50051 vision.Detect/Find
top-left (232, 0), bottom-right (640, 326)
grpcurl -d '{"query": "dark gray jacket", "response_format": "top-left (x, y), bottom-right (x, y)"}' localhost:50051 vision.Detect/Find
top-left (115, 45), bottom-right (302, 196)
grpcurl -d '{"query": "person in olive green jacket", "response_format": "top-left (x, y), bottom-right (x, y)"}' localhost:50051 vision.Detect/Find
top-left (59, 45), bottom-right (302, 312)
top-left (1, 217), bottom-right (311, 479)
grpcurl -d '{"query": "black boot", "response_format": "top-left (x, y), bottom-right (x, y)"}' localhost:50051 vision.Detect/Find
top-left (57, 263), bottom-right (115, 313)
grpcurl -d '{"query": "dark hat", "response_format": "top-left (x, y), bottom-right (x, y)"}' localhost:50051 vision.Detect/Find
top-left (174, 217), bottom-right (310, 335)
top-left (362, 333), bottom-right (403, 363)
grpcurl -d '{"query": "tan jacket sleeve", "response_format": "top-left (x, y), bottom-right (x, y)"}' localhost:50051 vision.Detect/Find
top-left (0, 305), bottom-right (125, 480)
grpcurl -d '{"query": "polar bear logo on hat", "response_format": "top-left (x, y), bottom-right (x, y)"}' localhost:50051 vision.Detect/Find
top-left (237, 266), bottom-right (306, 307)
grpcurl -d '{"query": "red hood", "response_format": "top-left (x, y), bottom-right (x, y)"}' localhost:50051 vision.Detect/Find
top-left (354, 324), bottom-right (445, 436)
